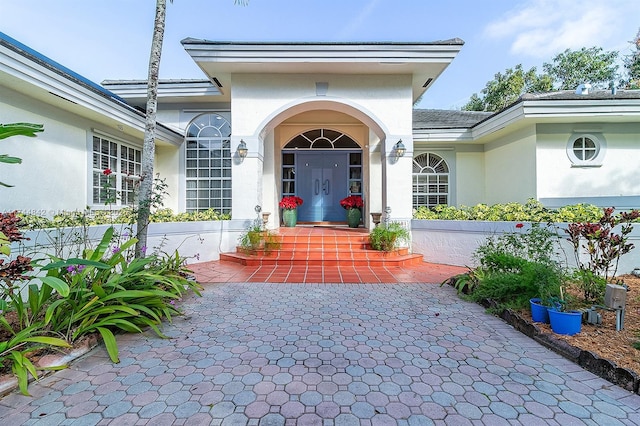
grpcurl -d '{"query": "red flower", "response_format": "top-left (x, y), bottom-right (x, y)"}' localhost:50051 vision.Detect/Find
top-left (280, 196), bottom-right (303, 210)
top-left (340, 195), bottom-right (363, 210)
top-left (515, 223), bottom-right (524, 229)
top-left (103, 168), bottom-right (113, 176)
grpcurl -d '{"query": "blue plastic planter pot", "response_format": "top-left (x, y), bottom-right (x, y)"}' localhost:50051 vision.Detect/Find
top-left (529, 298), bottom-right (550, 323)
top-left (548, 308), bottom-right (582, 336)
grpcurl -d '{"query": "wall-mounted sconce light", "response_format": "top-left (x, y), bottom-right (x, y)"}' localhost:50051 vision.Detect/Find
top-left (237, 139), bottom-right (248, 159)
top-left (394, 140), bottom-right (406, 158)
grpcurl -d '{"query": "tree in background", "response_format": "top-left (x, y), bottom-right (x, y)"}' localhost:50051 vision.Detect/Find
top-left (463, 65), bottom-right (552, 112)
top-left (623, 28), bottom-right (640, 89)
top-left (543, 47), bottom-right (618, 90)
top-left (464, 46), bottom-right (619, 112)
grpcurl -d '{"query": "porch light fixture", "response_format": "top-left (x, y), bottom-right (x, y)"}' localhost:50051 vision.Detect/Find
top-left (237, 139), bottom-right (248, 159)
top-left (394, 140), bottom-right (406, 158)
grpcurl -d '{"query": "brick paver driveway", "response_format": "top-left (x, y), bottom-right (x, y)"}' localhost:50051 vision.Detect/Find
top-left (2, 283), bottom-right (639, 425)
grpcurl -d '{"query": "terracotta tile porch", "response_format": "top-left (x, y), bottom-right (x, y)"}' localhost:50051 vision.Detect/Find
top-left (189, 226), bottom-right (467, 284)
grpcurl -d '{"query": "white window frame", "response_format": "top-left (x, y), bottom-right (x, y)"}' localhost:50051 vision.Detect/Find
top-left (412, 152), bottom-right (450, 209)
top-left (90, 132), bottom-right (142, 208)
top-left (184, 113), bottom-right (232, 214)
top-left (566, 133), bottom-right (606, 167)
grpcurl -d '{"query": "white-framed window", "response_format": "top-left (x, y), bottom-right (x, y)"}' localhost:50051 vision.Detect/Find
top-left (566, 133), bottom-right (606, 167)
top-left (413, 152), bottom-right (449, 209)
top-left (91, 135), bottom-right (141, 206)
top-left (185, 113), bottom-right (232, 214)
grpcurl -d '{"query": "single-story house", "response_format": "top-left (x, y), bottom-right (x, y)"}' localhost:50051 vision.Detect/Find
top-left (2, 31), bottom-right (639, 230)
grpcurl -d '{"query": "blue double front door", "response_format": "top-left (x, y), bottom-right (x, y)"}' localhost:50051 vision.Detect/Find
top-left (296, 152), bottom-right (348, 222)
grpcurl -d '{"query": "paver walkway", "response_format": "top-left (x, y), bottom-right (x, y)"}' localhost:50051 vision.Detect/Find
top-left (2, 283), bottom-right (640, 425)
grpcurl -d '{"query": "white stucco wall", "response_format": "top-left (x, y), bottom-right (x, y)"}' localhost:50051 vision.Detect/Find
top-left (1, 87), bottom-right (93, 214)
top-left (536, 123), bottom-right (640, 208)
top-left (412, 219), bottom-right (640, 274)
top-left (484, 125), bottom-right (537, 204)
top-left (230, 73), bottom-right (415, 221)
top-left (455, 149), bottom-right (485, 206)
top-left (0, 86), bottom-right (181, 216)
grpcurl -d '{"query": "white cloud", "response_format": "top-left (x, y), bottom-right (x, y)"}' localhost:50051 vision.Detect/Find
top-left (484, 0), bottom-right (637, 58)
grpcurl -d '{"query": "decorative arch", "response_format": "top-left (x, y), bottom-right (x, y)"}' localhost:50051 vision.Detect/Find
top-left (412, 152), bottom-right (449, 209)
top-left (283, 128), bottom-right (360, 149)
top-left (256, 98), bottom-right (388, 143)
top-left (184, 113), bottom-right (232, 214)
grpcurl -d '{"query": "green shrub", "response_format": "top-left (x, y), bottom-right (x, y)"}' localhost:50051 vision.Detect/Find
top-left (369, 222), bottom-right (410, 251)
top-left (18, 208), bottom-right (231, 230)
top-left (471, 259), bottom-right (564, 310)
top-left (413, 199), bottom-right (606, 223)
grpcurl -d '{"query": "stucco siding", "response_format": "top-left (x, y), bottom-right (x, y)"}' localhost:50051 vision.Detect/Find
top-left (1, 87), bottom-right (91, 214)
top-left (484, 125), bottom-right (537, 204)
top-left (536, 123), bottom-right (640, 208)
top-left (456, 150), bottom-right (485, 206)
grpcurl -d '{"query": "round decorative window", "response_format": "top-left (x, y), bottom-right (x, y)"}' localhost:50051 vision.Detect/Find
top-left (572, 136), bottom-right (597, 161)
top-left (566, 134), bottom-right (605, 167)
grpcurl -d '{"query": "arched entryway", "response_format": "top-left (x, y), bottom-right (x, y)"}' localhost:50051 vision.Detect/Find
top-left (282, 129), bottom-right (363, 224)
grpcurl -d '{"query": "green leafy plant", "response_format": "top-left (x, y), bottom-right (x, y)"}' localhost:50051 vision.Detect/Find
top-left (369, 222), bottom-right (410, 252)
top-left (41, 227), bottom-right (201, 363)
top-left (565, 207), bottom-right (640, 302)
top-left (441, 268), bottom-right (486, 295)
top-left (0, 123), bottom-right (44, 188)
top-left (238, 219), bottom-right (281, 253)
top-left (0, 322), bottom-right (71, 396)
top-left (413, 199), bottom-right (605, 223)
top-left (468, 222), bottom-right (566, 310)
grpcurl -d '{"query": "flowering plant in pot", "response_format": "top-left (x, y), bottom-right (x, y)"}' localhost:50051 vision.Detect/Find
top-left (340, 195), bottom-right (363, 210)
top-left (279, 196), bottom-right (303, 227)
top-left (279, 196), bottom-right (303, 210)
top-left (340, 195), bottom-right (363, 228)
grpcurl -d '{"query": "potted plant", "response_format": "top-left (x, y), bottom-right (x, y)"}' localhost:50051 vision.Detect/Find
top-left (239, 219), bottom-right (281, 253)
top-left (279, 196), bottom-right (303, 227)
top-left (547, 287), bottom-right (582, 335)
top-left (369, 221), bottom-right (410, 251)
top-left (340, 195), bottom-right (363, 228)
top-left (529, 262), bottom-right (565, 324)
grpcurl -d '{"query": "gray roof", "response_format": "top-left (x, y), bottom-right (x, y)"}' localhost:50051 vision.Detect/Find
top-left (413, 109), bottom-right (492, 129)
top-left (520, 89), bottom-right (640, 101)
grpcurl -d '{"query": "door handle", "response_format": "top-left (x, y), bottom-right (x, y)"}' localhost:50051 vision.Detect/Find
top-left (315, 179), bottom-right (320, 195)
top-left (323, 179), bottom-right (330, 195)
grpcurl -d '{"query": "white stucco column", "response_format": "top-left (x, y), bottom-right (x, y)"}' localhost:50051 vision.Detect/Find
top-left (381, 136), bottom-right (413, 222)
top-left (231, 136), bottom-right (264, 221)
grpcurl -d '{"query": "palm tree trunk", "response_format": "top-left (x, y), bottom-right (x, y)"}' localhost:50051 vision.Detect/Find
top-left (135, 0), bottom-right (167, 258)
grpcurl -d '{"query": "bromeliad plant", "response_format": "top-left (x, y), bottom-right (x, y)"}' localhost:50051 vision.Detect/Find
top-left (279, 196), bottom-right (303, 210)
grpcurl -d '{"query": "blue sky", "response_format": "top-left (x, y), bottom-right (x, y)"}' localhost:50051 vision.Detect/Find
top-left (1, 0), bottom-right (637, 109)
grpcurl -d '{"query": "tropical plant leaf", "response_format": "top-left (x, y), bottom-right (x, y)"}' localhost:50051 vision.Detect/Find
top-left (41, 258), bottom-right (111, 271)
top-left (96, 327), bottom-right (119, 363)
top-left (0, 123), bottom-right (44, 139)
top-left (23, 336), bottom-right (71, 348)
top-left (40, 276), bottom-right (70, 297)
top-left (0, 154), bottom-right (22, 164)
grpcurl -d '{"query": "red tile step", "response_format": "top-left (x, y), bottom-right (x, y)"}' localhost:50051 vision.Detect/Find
top-left (220, 226), bottom-right (423, 267)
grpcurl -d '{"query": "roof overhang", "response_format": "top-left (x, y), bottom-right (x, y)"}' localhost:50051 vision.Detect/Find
top-left (181, 39), bottom-right (464, 103)
top-left (102, 79), bottom-right (222, 107)
top-left (0, 32), bottom-right (182, 146)
top-left (415, 96), bottom-right (640, 144)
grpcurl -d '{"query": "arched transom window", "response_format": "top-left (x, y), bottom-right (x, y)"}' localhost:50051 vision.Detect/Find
top-left (185, 113), bottom-right (232, 214)
top-left (413, 153), bottom-right (449, 209)
top-left (284, 129), bottom-right (359, 149)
